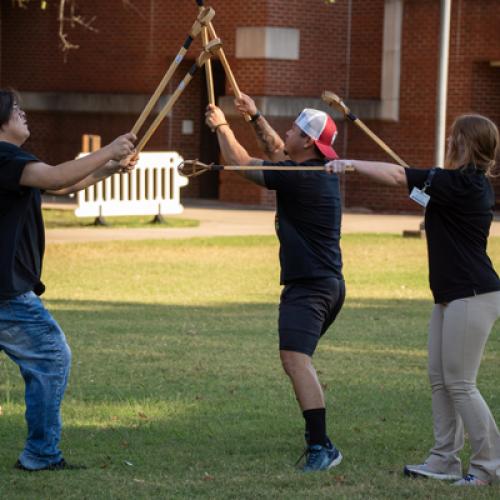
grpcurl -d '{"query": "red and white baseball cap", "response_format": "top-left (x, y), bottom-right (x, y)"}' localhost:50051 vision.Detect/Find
top-left (295, 108), bottom-right (339, 159)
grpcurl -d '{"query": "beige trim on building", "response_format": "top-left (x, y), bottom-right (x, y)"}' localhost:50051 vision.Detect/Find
top-left (380, 0), bottom-right (404, 121)
top-left (20, 91), bottom-right (169, 114)
top-left (235, 27), bottom-right (300, 60)
top-left (219, 95), bottom-right (381, 121)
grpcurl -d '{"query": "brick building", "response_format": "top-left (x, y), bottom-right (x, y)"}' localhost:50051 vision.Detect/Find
top-left (1, 0), bottom-right (499, 212)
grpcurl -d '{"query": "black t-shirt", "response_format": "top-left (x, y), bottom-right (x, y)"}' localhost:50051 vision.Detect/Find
top-left (406, 166), bottom-right (500, 304)
top-left (263, 159), bottom-right (343, 285)
top-left (0, 141), bottom-right (45, 299)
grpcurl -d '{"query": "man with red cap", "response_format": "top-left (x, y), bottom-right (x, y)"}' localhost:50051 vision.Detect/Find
top-left (206, 96), bottom-right (345, 473)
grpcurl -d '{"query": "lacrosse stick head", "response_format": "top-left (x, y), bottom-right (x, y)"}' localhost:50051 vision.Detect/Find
top-left (204, 38), bottom-right (222, 55)
top-left (198, 6), bottom-right (215, 26)
top-left (192, 7), bottom-right (215, 38)
top-left (197, 39), bottom-right (222, 67)
top-left (322, 91), bottom-right (350, 116)
top-left (178, 159), bottom-right (211, 178)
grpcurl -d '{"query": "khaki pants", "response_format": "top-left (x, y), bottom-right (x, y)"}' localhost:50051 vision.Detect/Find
top-left (425, 291), bottom-right (500, 482)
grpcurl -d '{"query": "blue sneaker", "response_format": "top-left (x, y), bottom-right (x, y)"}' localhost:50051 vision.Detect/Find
top-left (295, 432), bottom-right (334, 466)
top-left (302, 443), bottom-right (342, 473)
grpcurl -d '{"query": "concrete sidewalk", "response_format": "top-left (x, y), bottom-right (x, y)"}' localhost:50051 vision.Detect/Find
top-left (44, 200), bottom-right (500, 243)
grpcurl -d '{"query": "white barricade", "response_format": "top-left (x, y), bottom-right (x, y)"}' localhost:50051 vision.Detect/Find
top-left (75, 152), bottom-right (189, 219)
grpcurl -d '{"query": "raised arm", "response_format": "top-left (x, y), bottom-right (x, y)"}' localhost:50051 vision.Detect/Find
top-left (327, 159), bottom-right (407, 187)
top-left (234, 93), bottom-right (286, 162)
top-left (205, 104), bottom-right (265, 186)
top-left (20, 133), bottom-right (136, 191)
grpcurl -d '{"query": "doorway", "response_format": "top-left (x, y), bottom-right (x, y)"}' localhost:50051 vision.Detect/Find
top-left (198, 59), bottom-right (225, 199)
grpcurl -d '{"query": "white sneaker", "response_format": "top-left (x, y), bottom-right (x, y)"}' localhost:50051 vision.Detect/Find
top-left (404, 463), bottom-right (462, 481)
top-left (453, 474), bottom-right (490, 486)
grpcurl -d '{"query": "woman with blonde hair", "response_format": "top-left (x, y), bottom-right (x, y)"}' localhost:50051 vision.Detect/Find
top-left (328, 114), bottom-right (500, 486)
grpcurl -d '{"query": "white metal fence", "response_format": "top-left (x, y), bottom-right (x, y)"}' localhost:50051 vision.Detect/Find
top-left (75, 152), bottom-right (188, 219)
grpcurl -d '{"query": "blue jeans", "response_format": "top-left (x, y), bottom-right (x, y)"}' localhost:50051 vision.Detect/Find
top-left (0, 291), bottom-right (71, 469)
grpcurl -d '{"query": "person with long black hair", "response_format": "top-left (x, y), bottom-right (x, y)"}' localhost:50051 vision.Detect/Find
top-left (0, 89), bottom-right (136, 471)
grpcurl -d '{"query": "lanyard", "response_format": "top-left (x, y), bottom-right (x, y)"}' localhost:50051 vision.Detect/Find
top-left (422, 168), bottom-right (438, 193)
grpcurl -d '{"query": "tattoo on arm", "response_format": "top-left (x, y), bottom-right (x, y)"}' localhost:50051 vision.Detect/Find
top-left (252, 116), bottom-right (286, 160)
top-left (241, 158), bottom-right (265, 187)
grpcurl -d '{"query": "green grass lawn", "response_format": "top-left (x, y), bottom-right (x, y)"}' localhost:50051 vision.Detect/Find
top-left (1, 234), bottom-right (499, 499)
top-left (42, 208), bottom-right (199, 229)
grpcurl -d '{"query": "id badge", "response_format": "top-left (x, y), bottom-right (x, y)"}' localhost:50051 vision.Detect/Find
top-left (409, 187), bottom-right (430, 208)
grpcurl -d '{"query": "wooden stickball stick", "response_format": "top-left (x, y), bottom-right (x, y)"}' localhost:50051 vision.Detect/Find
top-left (178, 159), bottom-right (354, 178)
top-left (130, 7), bottom-right (215, 137)
top-left (206, 22), bottom-right (251, 122)
top-left (135, 41), bottom-right (221, 154)
top-left (322, 91), bottom-right (409, 167)
top-left (201, 25), bottom-right (215, 104)
top-left (197, 1), bottom-right (215, 104)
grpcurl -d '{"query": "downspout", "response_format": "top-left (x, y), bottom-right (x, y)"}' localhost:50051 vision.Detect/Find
top-left (341, 0), bottom-right (353, 207)
top-left (435, 0), bottom-right (452, 167)
top-left (341, 0), bottom-right (353, 160)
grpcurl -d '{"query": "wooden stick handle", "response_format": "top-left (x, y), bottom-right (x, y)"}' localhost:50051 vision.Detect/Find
top-left (207, 22), bottom-right (251, 122)
top-left (131, 7), bottom-right (215, 136)
top-left (222, 165), bottom-right (324, 171)
top-left (136, 53), bottom-right (212, 154)
top-left (130, 52), bottom-right (187, 137)
top-left (322, 90), bottom-right (409, 167)
top-left (207, 23), bottom-right (240, 96)
top-left (201, 26), bottom-right (215, 105)
top-left (178, 160), bottom-right (354, 177)
top-left (219, 165), bottom-right (354, 172)
top-left (352, 119), bottom-right (409, 167)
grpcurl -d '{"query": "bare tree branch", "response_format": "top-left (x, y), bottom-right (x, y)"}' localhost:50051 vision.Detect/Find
top-left (121, 0), bottom-right (144, 19)
top-left (58, 0), bottom-right (79, 55)
top-left (13, 0), bottom-right (138, 58)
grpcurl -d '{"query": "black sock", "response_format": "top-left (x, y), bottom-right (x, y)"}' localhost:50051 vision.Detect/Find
top-left (303, 408), bottom-right (327, 446)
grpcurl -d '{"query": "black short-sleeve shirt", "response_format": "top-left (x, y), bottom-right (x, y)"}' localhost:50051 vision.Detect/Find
top-left (263, 159), bottom-right (343, 285)
top-left (405, 165), bottom-right (500, 303)
top-left (0, 141), bottom-right (45, 299)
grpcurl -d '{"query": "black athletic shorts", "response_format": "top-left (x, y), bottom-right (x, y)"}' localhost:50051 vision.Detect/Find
top-left (278, 277), bottom-right (345, 356)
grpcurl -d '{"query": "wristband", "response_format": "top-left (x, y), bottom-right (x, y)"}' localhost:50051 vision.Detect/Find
top-left (250, 110), bottom-right (261, 122)
top-left (213, 122), bottom-right (229, 131)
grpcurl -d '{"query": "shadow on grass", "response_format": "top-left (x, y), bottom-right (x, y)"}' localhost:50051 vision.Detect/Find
top-left (1, 298), bottom-right (499, 498)
top-left (4, 296), bottom-right (498, 407)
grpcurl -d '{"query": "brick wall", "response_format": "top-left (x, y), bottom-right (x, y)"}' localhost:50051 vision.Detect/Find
top-left (349, 0), bottom-right (384, 100)
top-left (0, 5), bottom-right (2, 83)
top-left (449, 0), bottom-right (500, 205)
top-left (343, 0), bottom-right (439, 211)
top-left (1, 0), bottom-right (500, 211)
top-left (345, 0), bottom-right (500, 213)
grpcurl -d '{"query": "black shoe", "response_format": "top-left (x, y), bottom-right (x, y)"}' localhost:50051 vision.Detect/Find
top-left (14, 459), bottom-right (86, 472)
